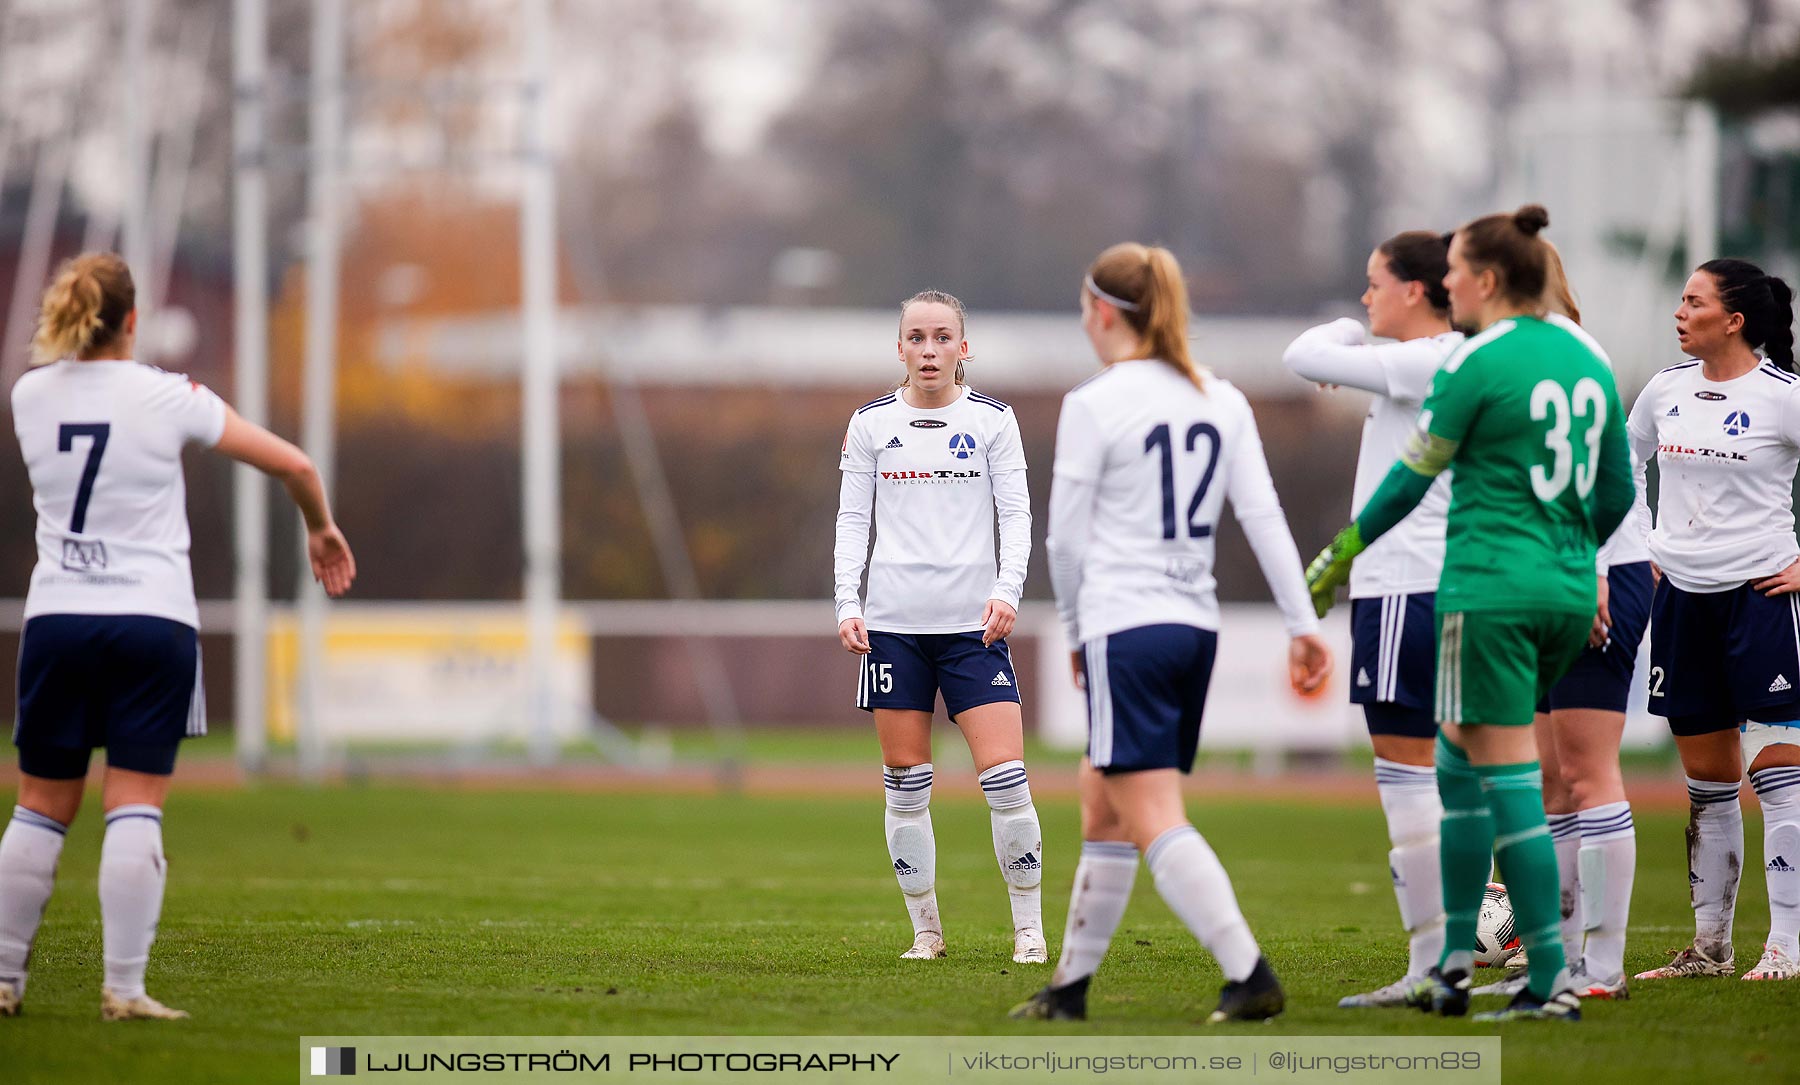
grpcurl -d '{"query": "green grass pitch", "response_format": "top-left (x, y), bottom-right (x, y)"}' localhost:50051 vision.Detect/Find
top-left (1, 779), bottom-right (1795, 1083)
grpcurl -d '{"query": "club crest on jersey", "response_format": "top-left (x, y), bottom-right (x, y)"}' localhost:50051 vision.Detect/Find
top-left (948, 433), bottom-right (977, 459)
top-left (1723, 410), bottom-right (1751, 436)
top-left (1694, 390), bottom-right (1727, 401)
top-left (60, 538), bottom-right (107, 572)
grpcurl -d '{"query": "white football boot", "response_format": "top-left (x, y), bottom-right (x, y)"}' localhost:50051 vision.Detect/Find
top-left (1742, 943), bottom-right (1798, 981)
top-left (1471, 968), bottom-right (1529, 998)
top-left (1012, 927), bottom-right (1047, 964)
top-left (1338, 974), bottom-right (1423, 1008)
top-left (101, 988), bottom-right (189, 1021)
top-left (900, 931), bottom-right (946, 960)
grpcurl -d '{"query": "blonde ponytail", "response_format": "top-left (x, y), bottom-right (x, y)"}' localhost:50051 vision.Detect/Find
top-left (1086, 243), bottom-right (1205, 391)
top-left (30, 253), bottom-right (135, 365)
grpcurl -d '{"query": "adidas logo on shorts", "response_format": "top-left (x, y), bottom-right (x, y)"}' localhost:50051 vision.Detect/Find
top-left (1007, 852), bottom-right (1040, 872)
top-left (1771, 855), bottom-right (1796, 873)
top-left (1356, 668), bottom-right (1371, 688)
top-left (894, 858), bottom-right (919, 875)
top-left (991, 672), bottom-right (1012, 687)
top-left (885, 436), bottom-right (904, 449)
top-left (1772, 674), bottom-right (1792, 694)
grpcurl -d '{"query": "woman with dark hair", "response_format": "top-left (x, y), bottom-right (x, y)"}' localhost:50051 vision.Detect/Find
top-left (1284, 231), bottom-right (1463, 1007)
top-left (1308, 205), bottom-right (1636, 1022)
top-left (0, 253), bottom-right (355, 1020)
top-left (1628, 258), bottom-right (1800, 984)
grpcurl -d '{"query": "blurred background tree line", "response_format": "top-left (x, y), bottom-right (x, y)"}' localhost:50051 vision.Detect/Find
top-left (0, 0), bottom-right (1797, 605)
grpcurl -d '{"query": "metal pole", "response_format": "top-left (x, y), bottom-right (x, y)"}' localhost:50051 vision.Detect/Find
top-left (122, 0), bottom-right (154, 339)
top-left (1684, 102), bottom-right (1720, 269)
top-left (0, 134), bottom-right (71, 386)
top-left (149, 8), bottom-right (216, 315)
top-left (232, 0), bottom-right (270, 774)
top-left (296, 0), bottom-right (344, 780)
top-left (520, 0), bottom-right (560, 765)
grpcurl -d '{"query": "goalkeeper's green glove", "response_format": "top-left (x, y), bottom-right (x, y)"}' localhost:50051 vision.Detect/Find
top-left (1304, 523), bottom-right (1366, 619)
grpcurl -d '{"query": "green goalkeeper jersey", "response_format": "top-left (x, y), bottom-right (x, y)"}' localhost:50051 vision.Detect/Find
top-left (1359, 315), bottom-right (1634, 614)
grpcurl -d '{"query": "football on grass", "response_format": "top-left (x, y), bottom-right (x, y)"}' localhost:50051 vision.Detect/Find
top-left (1474, 882), bottom-right (1523, 967)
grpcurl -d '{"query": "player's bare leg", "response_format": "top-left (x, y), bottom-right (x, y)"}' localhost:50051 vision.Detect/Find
top-left (958, 701), bottom-right (1044, 963)
top-left (876, 710), bottom-right (944, 959)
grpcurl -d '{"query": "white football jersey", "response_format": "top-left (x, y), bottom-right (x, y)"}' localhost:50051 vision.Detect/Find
top-left (1283, 319), bottom-right (1461, 597)
top-left (835, 386), bottom-right (1031, 634)
top-left (1046, 360), bottom-right (1318, 646)
top-left (1627, 357), bottom-right (1800, 592)
top-left (12, 360), bottom-right (227, 627)
top-left (1546, 313), bottom-right (1651, 569)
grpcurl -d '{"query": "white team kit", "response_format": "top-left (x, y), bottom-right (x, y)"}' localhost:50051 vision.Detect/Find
top-left (833, 382), bottom-right (1043, 964)
top-left (1047, 360), bottom-right (1317, 771)
top-left (835, 386), bottom-right (1030, 634)
top-left (1283, 319), bottom-right (1461, 599)
top-left (1629, 358), bottom-right (1800, 593)
top-left (13, 360), bottom-right (227, 627)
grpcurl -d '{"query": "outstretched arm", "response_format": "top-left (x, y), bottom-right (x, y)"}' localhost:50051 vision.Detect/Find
top-left (213, 407), bottom-right (355, 597)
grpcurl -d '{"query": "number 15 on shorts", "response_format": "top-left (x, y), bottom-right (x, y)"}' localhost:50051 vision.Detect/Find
top-left (869, 662), bottom-right (894, 693)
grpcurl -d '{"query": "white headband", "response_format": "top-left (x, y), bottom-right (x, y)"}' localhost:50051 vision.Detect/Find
top-left (1085, 275), bottom-right (1141, 313)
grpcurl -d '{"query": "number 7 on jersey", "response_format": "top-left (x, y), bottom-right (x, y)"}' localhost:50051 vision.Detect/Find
top-left (58, 422), bottom-right (110, 534)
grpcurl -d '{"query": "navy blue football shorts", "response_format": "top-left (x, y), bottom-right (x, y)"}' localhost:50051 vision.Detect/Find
top-left (1083, 623), bottom-right (1218, 775)
top-left (1349, 592), bottom-right (1437, 738)
top-left (1649, 576), bottom-right (1800, 736)
top-left (14, 614), bottom-right (203, 779)
top-left (1539, 561), bottom-right (1653, 715)
top-left (856, 630), bottom-right (1020, 719)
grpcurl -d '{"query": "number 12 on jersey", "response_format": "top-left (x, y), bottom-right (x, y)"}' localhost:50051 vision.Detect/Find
top-left (58, 422), bottom-right (110, 534)
top-left (1145, 422), bottom-right (1220, 539)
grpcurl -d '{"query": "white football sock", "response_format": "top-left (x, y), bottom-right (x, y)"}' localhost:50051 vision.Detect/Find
top-left (978, 760), bottom-right (1043, 934)
top-left (0, 806), bottom-right (68, 996)
top-left (1576, 801), bottom-right (1636, 981)
top-left (1145, 824), bottom-right (1260, 982)
top-left (1374, 758), bottom-right (1444, 977)
top-left (100, 805), bottom-right (167, 1002)
top-left (1548, 811), bottom-right (1583, 969)
top-left (1051, 840), bottom-right (1138, 987)
top-left (883, 764), bottom-right (940, 937)
top-left (1685, 777), bottom-right (1743, 953)
top-left (1751, 767), bottom-right (1800, 958)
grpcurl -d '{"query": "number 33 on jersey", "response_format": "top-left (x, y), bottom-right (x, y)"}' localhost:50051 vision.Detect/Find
top-left (1411, 316), bottom-right (1632, 613)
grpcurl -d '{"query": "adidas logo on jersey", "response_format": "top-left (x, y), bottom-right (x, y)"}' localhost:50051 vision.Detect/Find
top-left (893, 858), bottom-right (919, 876)
top-left (1689, 869), bottom-right (1701, 885)
top-left (1356, 668), bottom-right (1371, 688)
top-left (991, 672), bottom-right (1012, 687)
top-left (1666, 405), bottom-right (1680, 417)
top-left (1772, 855), bottom-right (1796, 873)
top-left (1007, 852), bottom-right (1040, 872)
top-left (1772, 674), bottom-right (1792, 694)
top-left (885, 437), bottom-right (903, 449)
